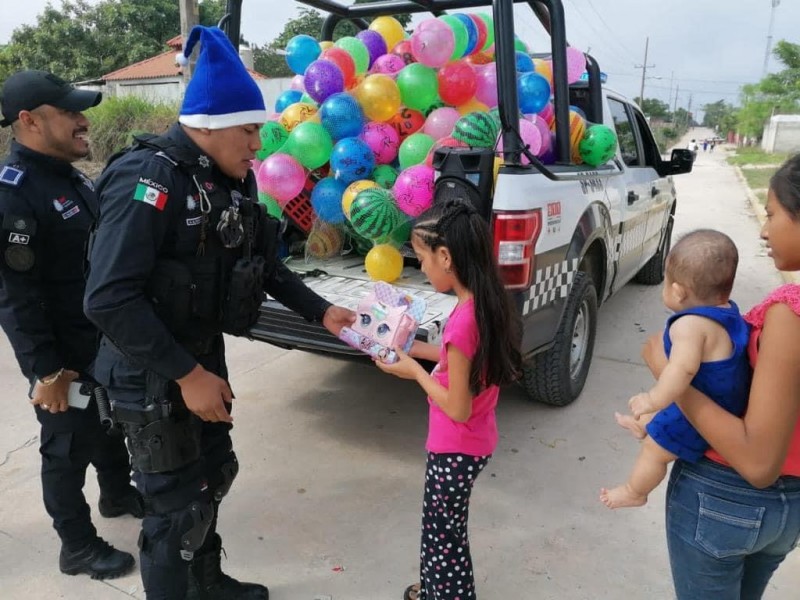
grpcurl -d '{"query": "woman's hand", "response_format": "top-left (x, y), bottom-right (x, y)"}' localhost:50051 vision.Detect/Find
top-left (375, 347), bottom-right (424, 381)
top-left (642, 333), bottom-right (668, 378)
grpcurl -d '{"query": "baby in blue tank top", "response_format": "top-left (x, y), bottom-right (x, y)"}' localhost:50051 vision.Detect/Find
top-left (601, 230), bottom-right (751, 509)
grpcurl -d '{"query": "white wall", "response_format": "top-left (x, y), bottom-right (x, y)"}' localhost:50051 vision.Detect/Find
top-left (762, 115), bottom-right (800, 153)
top-left (257, 78), bottom-right (294, 114)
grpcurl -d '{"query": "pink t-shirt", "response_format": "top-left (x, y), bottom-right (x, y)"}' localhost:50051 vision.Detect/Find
top-left (426, 299), bottom-right (499, 456)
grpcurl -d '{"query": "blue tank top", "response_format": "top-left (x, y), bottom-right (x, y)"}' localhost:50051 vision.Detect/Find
top-left (662, 301), bottom-right (751, 417)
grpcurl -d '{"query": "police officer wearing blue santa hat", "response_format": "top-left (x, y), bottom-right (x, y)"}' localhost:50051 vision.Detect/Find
top-left (84, 26), bottom-right (355, 599)
top-left (0, 70), bottom-right (144, 582)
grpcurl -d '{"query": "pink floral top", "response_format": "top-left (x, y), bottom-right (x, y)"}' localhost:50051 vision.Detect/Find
top-left (706, 284), bottom-right (800, 476)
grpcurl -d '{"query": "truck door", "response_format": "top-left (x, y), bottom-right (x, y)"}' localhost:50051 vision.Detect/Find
top-left (607, 97), bottom-right (651, 287)
top-left (629, 106), bottom-right (672, 263)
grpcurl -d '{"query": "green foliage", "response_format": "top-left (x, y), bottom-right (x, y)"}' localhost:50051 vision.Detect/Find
top-left (637, 97), bottom-right (670, 119)
top-left (85, 95), bottom-right (176, 162)
top-left (254, 0), bottom-right (412, 78)
top-left (740, 167), bottom-right (777, 191)
top-left (0, 0), bottom-right (226, 82)
top-left (702, 99), bottom-right (737, 132)
top-left (727, 147), bottom-right (790, 166)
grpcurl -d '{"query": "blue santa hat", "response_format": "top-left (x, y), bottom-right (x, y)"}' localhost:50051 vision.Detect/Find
top-left (177, 26), bottom-right (266, 129)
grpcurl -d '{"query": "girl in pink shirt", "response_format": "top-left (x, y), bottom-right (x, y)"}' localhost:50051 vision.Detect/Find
top-left (377, 200), bottom-right (521, 600)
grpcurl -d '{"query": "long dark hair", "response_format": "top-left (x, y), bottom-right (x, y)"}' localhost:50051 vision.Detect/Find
top-left (413, 200), bottom-right (522, 392)
top-left (771, 154), bottom-right (800, 219)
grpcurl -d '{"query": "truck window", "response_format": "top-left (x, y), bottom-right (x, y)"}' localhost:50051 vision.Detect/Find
top-left (608, 98), bottom-right (639, 167)
top-left (630, 108), bottom-right (661, 168)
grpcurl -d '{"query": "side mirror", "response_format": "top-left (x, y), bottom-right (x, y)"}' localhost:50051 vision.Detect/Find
top-left (667, 148), bottom-right (694, 175)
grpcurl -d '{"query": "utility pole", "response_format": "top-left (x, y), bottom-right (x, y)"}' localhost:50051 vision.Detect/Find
top-left (635, 37), bottom-right (655, 105)
top-left (687, 94), bottom-right (693, 128)
top-left (179, 0), bottom-right (200, 83)
top-left (673, 84), bottom-right (679, 114)
top-left (762, 0), bottom-right (781, 78)
top-left (668, 71), bottom-right (674, 110)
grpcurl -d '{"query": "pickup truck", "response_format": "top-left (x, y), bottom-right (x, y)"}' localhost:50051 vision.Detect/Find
top-left (222, 0), bottom-right (693, 407)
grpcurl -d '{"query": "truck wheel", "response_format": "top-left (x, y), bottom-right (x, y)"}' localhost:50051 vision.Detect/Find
top-left (521, 271), bottom-right (598, 406)
top-left (634, 214), bottom-right (673, 285)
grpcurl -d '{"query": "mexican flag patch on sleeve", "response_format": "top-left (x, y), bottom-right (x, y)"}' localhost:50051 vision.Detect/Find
top-left (133, 179), bottom-right (168, 211)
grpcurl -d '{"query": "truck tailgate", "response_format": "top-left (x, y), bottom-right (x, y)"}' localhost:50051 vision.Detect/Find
top-left (250, 255), bottom-right (458, 354)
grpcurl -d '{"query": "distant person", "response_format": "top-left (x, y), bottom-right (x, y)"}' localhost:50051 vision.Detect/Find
top-left (0, 70), bottom-right (141, 581)
top-left (643, 154), bottom-right (800, 599)
top-left (601, 230), bottom-right (751, 509)
top-left (710, 140), bottom-right (716, 152)
top-left (376, 200), bottom-right (522, 600)
top-left (702, 140), bottom-right (708, 152)
top-left (687, 139), bottom-right (698, 162)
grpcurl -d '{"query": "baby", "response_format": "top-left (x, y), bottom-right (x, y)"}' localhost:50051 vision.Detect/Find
top-left (601, 229), bottom-right (751, 509)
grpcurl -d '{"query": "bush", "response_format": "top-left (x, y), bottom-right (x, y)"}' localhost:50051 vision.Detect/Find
top-left (86, 96), bottom-right (176, 162)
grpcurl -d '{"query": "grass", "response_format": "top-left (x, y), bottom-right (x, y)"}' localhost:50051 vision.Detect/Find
top-left (741, 167), bottom-right (776, 192)
top-left (755, 189), bottom-right (768, 206)
top-left (727, 147), bottom-right (789, 167)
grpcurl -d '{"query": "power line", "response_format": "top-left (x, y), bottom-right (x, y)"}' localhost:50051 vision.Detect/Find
top-left (563, 0), bottom-right (636, 66)
top-left (580, 0), bottom-right (640, 58)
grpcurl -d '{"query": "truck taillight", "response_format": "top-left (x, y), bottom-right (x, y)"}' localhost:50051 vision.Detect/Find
top-left (492, 210), bottom-right (542, 290)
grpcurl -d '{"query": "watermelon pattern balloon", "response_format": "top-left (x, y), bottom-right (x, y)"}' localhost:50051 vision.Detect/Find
top-left (453, 111), bottom-right (499, 148)
top-left (349, 187), bottom-right (403, 241)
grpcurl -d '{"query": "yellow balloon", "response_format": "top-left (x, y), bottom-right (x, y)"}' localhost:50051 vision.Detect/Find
top-left (369, 16), bottom-right (405, 52)
top-left (343, 180), bottom-right (380, 218)
top-left (319, 41), bottom-right (334, 51)
top-left (533, 58), bottom-right (553, 85)
top-left (457, 98), bottom-right (489, 115)
top-left (365, 244), bottom-right (404, 283)
top-left (355, 75), bottom-right (402, 122)
top-left (279, 103), bottom-right (318, 133)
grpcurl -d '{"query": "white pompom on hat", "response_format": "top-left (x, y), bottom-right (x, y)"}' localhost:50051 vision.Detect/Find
top-left (178, 25), bottom-right (266, 129)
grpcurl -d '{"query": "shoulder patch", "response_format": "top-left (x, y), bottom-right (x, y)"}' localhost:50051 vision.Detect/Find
top-left (134, 178), bottom-right (169, 211)
top-left (3, 214), bottom-right (38, 237)
top-left (0, 166), bottom-right (25, 188)
top-left (154, 151), bottom-right (179, 168)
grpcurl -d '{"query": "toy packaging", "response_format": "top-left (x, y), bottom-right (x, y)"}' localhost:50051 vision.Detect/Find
top-left (338, 282), bottom-right (427, 363)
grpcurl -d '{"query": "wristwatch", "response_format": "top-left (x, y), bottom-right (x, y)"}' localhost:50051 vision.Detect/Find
top-left (38, 368), bottom-right (65, 386)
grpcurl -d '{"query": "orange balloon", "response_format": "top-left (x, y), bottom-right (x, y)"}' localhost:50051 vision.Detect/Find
top-left (466, 52), bottom-right (494, 66)
top-left (534, 59), bottom-right (553, 85)
top-left (457, 98), bottom-right (489, 115)
top-left (320, 41), bottom-right (334, 51)
top-left (280, 103), bottom-right (318, 133)
top-left (369, 16), bottom-right (405, 52)
top-left (355, 75), bottom-right (402, 122)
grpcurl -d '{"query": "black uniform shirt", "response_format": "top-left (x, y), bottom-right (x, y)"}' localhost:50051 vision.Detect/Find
top-left (0, 141), bottom-right (98, 381)
top-left (85, 124), bottom-right (331, 387)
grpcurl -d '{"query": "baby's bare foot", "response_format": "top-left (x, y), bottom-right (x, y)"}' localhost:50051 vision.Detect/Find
top-left (600, 485), bottom-right (648, 509)
top-left (615, 412), bottom-right (646, 440)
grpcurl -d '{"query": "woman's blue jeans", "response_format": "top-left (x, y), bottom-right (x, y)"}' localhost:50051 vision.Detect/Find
top-left (666, 458), bottom-right (800, 600)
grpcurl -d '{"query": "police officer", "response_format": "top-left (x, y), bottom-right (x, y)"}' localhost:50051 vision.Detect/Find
top-left (0, 70), bottom-right (144, 580)
top-left (84, 27), bottom-right (355, 600)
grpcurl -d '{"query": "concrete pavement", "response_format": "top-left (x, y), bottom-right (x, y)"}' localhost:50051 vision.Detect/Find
top-left (1, 128), bottom-right (798, 599)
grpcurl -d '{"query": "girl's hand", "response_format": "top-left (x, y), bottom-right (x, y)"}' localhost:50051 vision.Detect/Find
top-left (375, 347), bottom-right (424, 381)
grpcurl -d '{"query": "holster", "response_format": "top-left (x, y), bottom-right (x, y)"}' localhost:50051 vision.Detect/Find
top-left (220, 256), bottom-right (264, 336)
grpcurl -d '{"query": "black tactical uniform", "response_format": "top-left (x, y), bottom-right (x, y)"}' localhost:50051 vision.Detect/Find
top-left (85, 123), bottom-right (331, 599)
top-left (0, 141), bottom-right (141, 571)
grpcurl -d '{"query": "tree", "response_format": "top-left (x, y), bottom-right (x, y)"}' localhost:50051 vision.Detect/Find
top-left (254, 0), bottom-right (412, 78)
top-left (637, 97), bottom-right (670, 119)
top-left (0, 0), bottom-right (227, 82)
top-left (702, 99), bottom-right (737, 131)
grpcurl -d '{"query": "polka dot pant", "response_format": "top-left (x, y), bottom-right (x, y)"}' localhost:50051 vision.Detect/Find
top-left (418, 452), bottom-right (490, 600)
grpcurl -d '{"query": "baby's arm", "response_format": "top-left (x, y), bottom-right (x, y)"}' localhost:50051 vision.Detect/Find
top-left (630, 316), bottom-right (707, 417)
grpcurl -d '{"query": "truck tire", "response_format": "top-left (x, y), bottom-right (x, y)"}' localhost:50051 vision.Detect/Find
top-left (521, 271), bottom-right (598, 406)
top-left (634, 214), bottom-right (673, 285)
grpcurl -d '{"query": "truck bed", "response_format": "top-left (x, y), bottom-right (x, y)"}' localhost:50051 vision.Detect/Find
top-left (250, 254), bottom-right (458, 354)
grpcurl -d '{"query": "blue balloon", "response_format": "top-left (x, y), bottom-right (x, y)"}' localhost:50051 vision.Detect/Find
top-left (319, 93), bottom-right (365, 141)
top-left (515, 51), bottom-right (535, 73)
top-left (518, 72), bottom-right (551, 115)
top-left (330, 137), bottom-right (375, 185)
top-left (454, 13), bottom-right (479, 56)
top-left (310, 177), bottom-right (347, 224)
top-left (275, 90), bottom-right (303, 114)
top-left (285, 35), bottom-right (321, 75)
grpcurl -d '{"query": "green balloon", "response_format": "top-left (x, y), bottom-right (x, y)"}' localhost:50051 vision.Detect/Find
top-left (299, 92), bottom-right (318, 107)
top-left (478, 14), bottom-right (494, 51)
top-left (335, 36), bottom-right (370, 75)
top-left (440, 15), bottom-right (468, 60)
top-left (397, 64), bottom-right (440, 113)
top-left (376, 219), bottom-right (412, 245)
top-left (257, 121), bottom-right (289, 160)
top-left (258, 192), bottom-right (283, 219)
top-left (285, 121), bottom-right (333, 170)
top-left (579, 124), bottom-right (618, 167)
top-left (372, 165), bottom-right (398, 189)
top-left (399, 133), bottom-right (435, 171)
top-left (514, 36), bottom-right (529, 54)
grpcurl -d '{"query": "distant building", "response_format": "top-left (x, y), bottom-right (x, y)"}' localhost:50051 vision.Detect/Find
top-left (761, 115), bottom-right (800, 154)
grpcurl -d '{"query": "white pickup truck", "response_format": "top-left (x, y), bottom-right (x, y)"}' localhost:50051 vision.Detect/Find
top-left (225, 0), bottom-right (693, 406)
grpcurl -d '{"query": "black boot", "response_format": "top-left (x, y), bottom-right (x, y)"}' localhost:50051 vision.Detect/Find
top-left (59, 537), bottom-right (135, 580)
top-left (186, 534), bottom-right (269, 599)
top-left (98, 487), bottom-right (145, 518)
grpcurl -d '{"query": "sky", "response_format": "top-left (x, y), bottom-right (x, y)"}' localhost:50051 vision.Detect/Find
top-left (2, 0), bottom-right (798, 120)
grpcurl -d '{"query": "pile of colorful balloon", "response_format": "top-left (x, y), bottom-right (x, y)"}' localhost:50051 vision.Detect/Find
top-left (252, 14), bottom-right (619, 283)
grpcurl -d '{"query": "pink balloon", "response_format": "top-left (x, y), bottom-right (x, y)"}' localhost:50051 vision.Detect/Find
top-left (360, 121), bottom-right (401, 165)
top-left (371, 54), bottom-right (406, 77)
top-left (528, 115), bottom-right (551, 152)
top-left (566, 47), bottom-right (587, 84)
top-left (393, 165), bottom-right (435, 217)
top-left (474, 61), bottom-right (498, 108)
top-left (539, 101), bottom-right (555, 127)
top-left (257, 153), bottom-right (307, 204)
top-left (497, 119), bottom-right (542, 165)
top-left (424, 107), bottom-right (460, 140)
top-left (290, 74), bottom-right (305, 91)
top-left (250, 158), bottom-right (263, 174)
top-left (411, 19), bottom-right (455, 68)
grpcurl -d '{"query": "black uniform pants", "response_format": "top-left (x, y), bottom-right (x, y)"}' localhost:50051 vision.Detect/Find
top-left (36, 399), bottom-right (133, 551)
